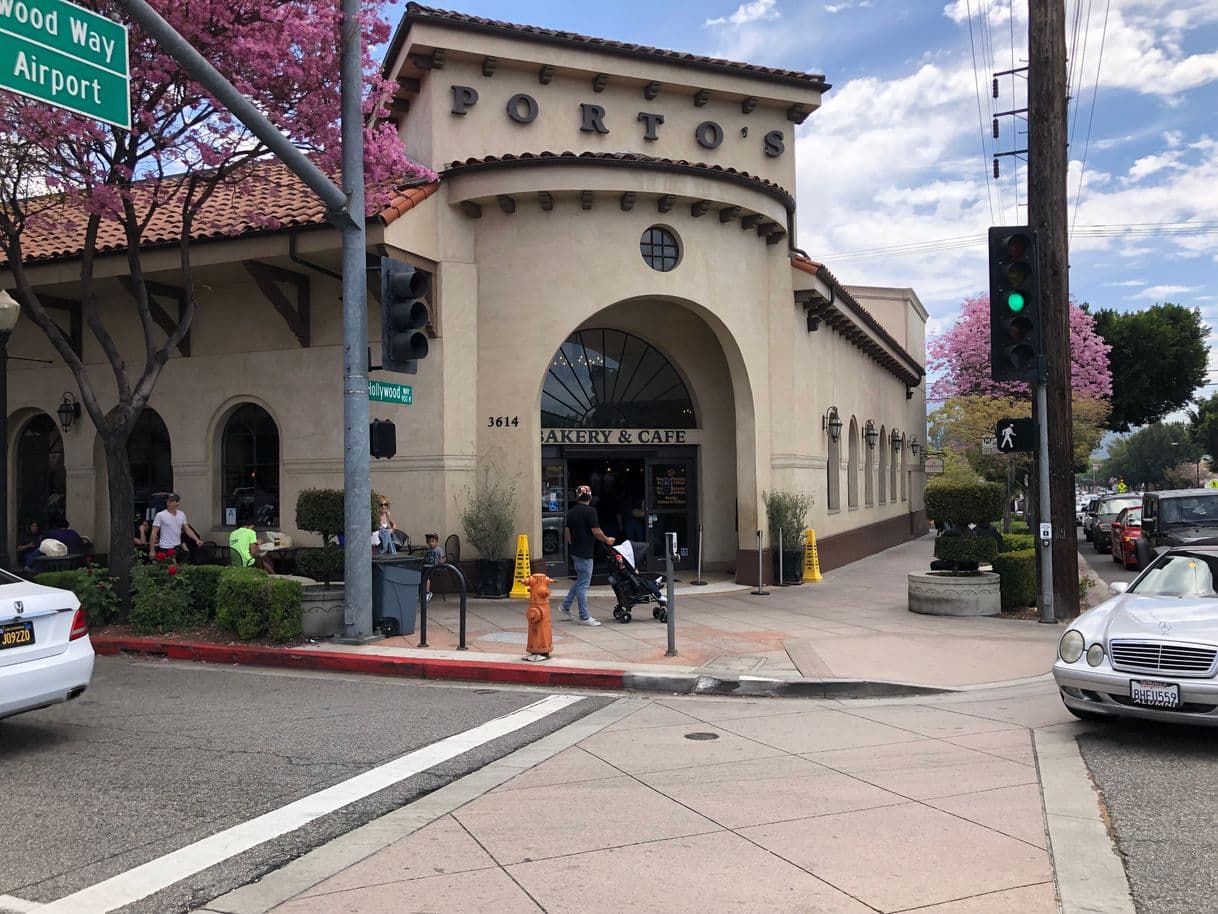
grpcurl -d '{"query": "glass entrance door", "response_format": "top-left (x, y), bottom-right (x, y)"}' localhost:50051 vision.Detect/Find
top-left (646, 457), bottom-right (695, 570)
top-left (541, 460), bottom-right (567, 576)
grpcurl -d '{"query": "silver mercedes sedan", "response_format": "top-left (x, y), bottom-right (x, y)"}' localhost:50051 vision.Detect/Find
top-left (1054, 545), bottom-right (1218, 725)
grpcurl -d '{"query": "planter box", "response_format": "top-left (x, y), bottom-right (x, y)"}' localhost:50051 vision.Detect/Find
top-left (772, 550), bottom-right (804, 585)
top-left (908, 571), bottom-right (1001, 617)
top-left (300, 583), bottom-right (344, 637)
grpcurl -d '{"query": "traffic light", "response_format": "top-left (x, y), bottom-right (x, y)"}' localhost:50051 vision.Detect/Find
top-left (370, 419), bottom-right (396, 459)
top-left (380, 256), bottom-right (430, 374)
top-left (988, 226), bottom-right (1041, 383)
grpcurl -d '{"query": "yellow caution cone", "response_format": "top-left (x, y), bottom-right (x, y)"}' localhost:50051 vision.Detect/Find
top-left (802, 528), bottom-right (823, 583)
top-left (509, 534), bottom-right (531, 598)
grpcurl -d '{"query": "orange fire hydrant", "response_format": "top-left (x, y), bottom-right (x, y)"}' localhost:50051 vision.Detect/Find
top-left (521, 574), bottom-right (555, 662)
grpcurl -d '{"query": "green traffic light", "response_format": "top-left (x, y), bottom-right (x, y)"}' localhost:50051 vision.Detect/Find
top-left (1007, 291), bottom-right (1026, 312)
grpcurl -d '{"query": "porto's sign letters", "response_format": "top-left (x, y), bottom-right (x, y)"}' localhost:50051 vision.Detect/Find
top-left (451, 85), bottom-right (785, 158)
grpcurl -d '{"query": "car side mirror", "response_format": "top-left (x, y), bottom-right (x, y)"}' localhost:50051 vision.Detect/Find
top-left (1108, 582), bottom-right (1129, 596)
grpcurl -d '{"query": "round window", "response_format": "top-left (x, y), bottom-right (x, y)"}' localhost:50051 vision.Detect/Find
top-left (640, 226), bottom-right (681, 272)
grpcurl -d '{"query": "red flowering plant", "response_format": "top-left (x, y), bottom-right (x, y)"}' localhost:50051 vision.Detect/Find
top-left (130, 551), bottom-right (202, 634)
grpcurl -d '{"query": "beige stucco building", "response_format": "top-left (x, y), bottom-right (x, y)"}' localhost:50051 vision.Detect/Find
top-left (3, 4), bottom-right (928, 581)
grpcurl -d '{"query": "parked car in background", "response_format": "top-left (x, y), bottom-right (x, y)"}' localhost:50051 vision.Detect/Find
top-left (1054, 545), bottom-right (1218, 725)
top-left (1135, 489), bottom-right (1218, 568)
top-left (0, 573), bottom-right (94, 721)
top-left (1110, 507), bottom-right (1143, 570)
top-left (1083, 497), bottom-right (1102, 542)
top-left (1092, 494), bottom-right (1143, 554)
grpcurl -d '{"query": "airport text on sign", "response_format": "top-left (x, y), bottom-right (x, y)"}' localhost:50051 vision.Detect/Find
top-left (0, 0), bottom-right (130, 129)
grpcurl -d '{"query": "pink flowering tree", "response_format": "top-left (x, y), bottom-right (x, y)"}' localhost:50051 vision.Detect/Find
top-left (0, 0), bottom-right (435, 599)
top-left (928, 295), bottom-right (1112, 400)
top-left (927, 295), bottom-right (1112, 479)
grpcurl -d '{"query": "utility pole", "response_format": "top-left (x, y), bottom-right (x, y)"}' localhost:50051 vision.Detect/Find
top-left (1027, 0), bottom-right (1077, 620)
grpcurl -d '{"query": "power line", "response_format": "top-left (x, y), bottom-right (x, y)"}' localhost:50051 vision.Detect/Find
top-left (1071, 0), bottom-right (1112, 238)
top-left (966, 0), bottom-right (998, 222)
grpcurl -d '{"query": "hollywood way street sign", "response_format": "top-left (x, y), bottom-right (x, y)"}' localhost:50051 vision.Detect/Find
top-left (0, 0), bottom-right (130, 129)
top-left (368, 380), bottom-right (412, 405)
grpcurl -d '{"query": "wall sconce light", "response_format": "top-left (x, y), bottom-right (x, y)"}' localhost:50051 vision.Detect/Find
top-left (893, 432), bottom-right (904, 453)
top-left (57, 392), bottom-right (80, 432)
top-left (822, 407), bottom-right (843, 443)
top-left (865, 420), bottom-right (878, 449)
top-left (911, 438), bottom-right (920, 456)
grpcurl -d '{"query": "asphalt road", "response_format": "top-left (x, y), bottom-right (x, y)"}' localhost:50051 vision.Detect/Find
top-left (1075, 532), bottom-right (1217, 914)
top-left (0, 655), bottom-right (605, 914)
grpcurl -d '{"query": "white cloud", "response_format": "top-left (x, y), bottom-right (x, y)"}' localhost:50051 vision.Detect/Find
top-left (1133, 284), bottom-right (1197, 300)
top-left (1106, 280), bottom-right (1148, 287)
top-left (824, 0), bottom-right (872, 13)
top-left (704, 0), bottom-right (780, 28)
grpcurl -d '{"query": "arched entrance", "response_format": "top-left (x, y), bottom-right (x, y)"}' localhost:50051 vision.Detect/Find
top-left (16, 414), bottom-right (66, 529)
top-left (130, 408), bottom-right (173, 519)
top-left (539, 324), bottom-right (713, 575)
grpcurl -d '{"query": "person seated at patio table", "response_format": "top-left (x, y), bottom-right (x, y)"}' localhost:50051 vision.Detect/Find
top-left (16, 520), bottom-right (41, 566)
top-left (230, 521), bottom-right (273, 572)
top-left (133, 514), bottom-right (152, 548)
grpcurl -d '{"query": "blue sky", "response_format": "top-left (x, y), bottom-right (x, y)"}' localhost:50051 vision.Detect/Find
top-left (386, 1), bottom-right (1218, 389)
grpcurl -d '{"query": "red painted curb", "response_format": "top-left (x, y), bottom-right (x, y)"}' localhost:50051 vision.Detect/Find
top-left (90, 635), bottom-right (627, 690)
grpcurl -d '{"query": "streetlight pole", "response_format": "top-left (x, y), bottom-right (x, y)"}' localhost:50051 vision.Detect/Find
top-left (0, 291), bottom-right (21, 569)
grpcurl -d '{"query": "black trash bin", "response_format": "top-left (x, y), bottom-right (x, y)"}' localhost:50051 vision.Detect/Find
top-left (372, 554), bottom-right (424, 637)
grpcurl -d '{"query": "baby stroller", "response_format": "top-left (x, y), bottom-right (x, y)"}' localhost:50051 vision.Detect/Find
top-left (605, 541), bottom-right (668, 624)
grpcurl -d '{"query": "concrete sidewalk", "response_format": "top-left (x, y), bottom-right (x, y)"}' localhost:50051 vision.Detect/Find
top-left (319, 536), bottom-right (1062, 689)
top-left (202, 682), bottom-right (1106, 914)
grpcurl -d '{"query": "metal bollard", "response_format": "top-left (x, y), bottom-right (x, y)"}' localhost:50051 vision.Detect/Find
top-left (751, 529), bottom-right (769, 596)
top-left (690, 524), bottom-right (708, 585)
top-left (777, 528), bottom-right (785, 587)
top-left (665, 531), bottom-right (677, 657)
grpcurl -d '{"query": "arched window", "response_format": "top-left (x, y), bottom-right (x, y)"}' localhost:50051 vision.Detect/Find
top-left (846, 417), bottom-right (859, 509)
top-left (827, 429), bottom-right (841, 512)
top-left (16, 414), bottom-right (65, 529)
top-left (890, 431), bottom-right (899, 500)
top-left (878, 426), bottom-right (888, 504)
top-left (222, 404), bottom-right (280, 527)
top-left (130, 408), bottom-right (172, 519)
top-left (542, 329), bottom-right (695, 428)
top-left (900, 435), bottom-right (908, 502)
top-left (864, 424), bottom-right (875, 507)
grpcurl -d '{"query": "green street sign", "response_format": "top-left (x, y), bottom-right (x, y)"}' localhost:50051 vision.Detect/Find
top-left (0, 0), bottom-right (130, 129)
top-left (369, 380), bottom-right (412, 405)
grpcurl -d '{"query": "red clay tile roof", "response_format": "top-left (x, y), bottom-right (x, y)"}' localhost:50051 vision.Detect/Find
top-left (791, 253), bottom-right (924, 378)
top-left (5, 161), bottom-right (439, 266)
top-left (393, 4), bottom-right (830, 91)
top-left (443, 151), bottom-right (794, 209)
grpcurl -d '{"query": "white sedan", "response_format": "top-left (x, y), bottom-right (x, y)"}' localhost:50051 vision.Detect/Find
top-left (1054, 546), bottom-right (1218, 725)
top-left (0, 571), bottom-right (94, 721)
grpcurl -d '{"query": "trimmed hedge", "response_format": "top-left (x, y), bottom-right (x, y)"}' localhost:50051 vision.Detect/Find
top-left (130, 559), bottom-right (201, 634)
top-left (1000, 533), bottom-right (1035, 553)
top-left (179, 565), bottom-right (226, 620)
top-left (296, 546), bottom-right (344, 585)
top-left (933, 535), bottom-right (999, 565)
top-left (215, 567), bottom-right (304, 643)
top-left (1010, 521), bottom-right (1030, 535)
top-left (925, 481), bottom-right (1005, 526)
top-left (34, 566), bottom-right (120, 628)
top-left (993, 548), bottom-right (1036, 609)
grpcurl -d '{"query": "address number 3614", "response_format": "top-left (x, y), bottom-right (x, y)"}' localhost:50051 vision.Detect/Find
top-left (488, 416), bottom-right (519, 428)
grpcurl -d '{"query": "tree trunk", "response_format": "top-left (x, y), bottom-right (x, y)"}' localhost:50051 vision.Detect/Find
top-left (101, 432), bottom-right (136, 611)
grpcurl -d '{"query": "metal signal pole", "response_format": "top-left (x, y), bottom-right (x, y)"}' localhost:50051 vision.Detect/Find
top-left (1027, 0), bottom-right (1077, 620)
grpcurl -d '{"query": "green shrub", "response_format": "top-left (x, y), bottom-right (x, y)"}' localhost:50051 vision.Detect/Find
top-left (296, 488), bottom-right (345, 545)
top-left (460, 467), bottom-right (517, 561)
top-left (215, 567), bottom-right (303, 642)
top-left (34, 564), bottom-right (120, 628)
top-left (1010, 521), bottom-right (1030, 535)
top-left (925, 481), bottom-right (1005, 526)
top-left (933, 535), bottom-right (999, 565)
top-left (1000, 533), bottom-right (1035, 553)
top-left (296, 546), bottom-right (344, 585)
top-left (130, 558), bottom-right (201, 634)
top-left (179, 565), bottom-right (226, 620)
top-left (763, 489), bottom-right (815, 550)
top-left (993, 548), bottom-right (1037, 609)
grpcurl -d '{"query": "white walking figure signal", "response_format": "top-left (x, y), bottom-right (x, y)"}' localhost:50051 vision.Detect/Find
top-left (1000, 424), bottom-right (1016, 449)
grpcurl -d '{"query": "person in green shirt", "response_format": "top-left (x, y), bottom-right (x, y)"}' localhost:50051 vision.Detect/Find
top-left (229, 522), bottom-right (272, 572)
